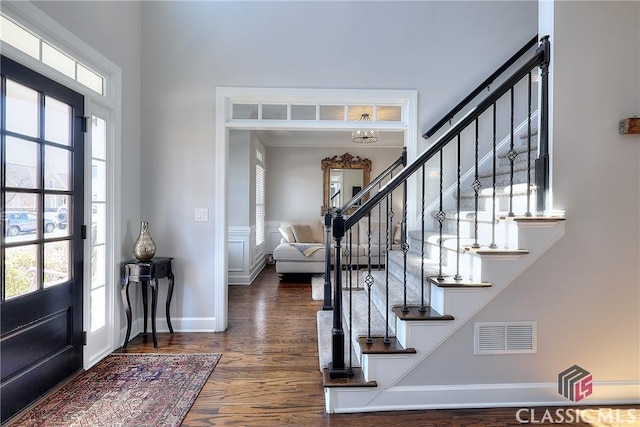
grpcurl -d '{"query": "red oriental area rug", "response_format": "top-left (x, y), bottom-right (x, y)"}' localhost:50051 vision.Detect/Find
top-left (10, 353), bottom-right (221, 427)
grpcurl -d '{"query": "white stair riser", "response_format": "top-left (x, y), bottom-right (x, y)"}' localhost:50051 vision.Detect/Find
top-left (431, 284), bottom-right (495, 318)
top-left (396, 320), bottom-right (455, 351)
top-left (362, 353), bottom-right (415, 384)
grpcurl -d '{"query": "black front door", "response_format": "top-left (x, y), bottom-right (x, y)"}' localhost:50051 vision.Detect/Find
top-left (1, 56), bottom-right (84, 422)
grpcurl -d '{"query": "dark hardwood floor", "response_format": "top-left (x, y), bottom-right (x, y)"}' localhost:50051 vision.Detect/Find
top-left (121, 265), bottom-right (637, 426)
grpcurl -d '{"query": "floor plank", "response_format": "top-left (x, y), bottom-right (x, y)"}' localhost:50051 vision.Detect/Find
top-left (121, 265), bottom-right (638, 426)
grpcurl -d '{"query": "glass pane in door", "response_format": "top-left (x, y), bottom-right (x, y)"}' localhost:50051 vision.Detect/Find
top-left (5, 136), bottom-right (38, 189)
top-left (45, 145), bottom-right (71, 191)
top-left (43, 240), bottom-right (70, 288)
top-left (4, 192), bottom-right (38, 241)
top-left (4, 244), bottom-right (38, 299)
top-left (44, 96), bottom-right (71, 146)
top-left (5, 80), bottom-right (39, 137)
top-left (90, 244), bottom-right (106, 332)
top-left (52, 194), bottom-right (71, 237)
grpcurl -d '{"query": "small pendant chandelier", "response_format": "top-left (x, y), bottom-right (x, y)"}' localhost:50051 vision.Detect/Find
top-left (352, 113), bottom-right (378, 143)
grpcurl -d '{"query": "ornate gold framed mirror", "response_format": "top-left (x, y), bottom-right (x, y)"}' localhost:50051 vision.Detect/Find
top-left (321, 153), bottom-right (371, 215)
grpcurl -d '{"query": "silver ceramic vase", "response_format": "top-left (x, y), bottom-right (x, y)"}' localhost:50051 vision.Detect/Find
top-left (133, 221), bottom-right (156, 261)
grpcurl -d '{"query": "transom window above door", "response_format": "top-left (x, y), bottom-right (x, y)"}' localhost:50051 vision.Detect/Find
top-left (231, 103), bottom-right (403, 122)
top-left (0, 14), bottom-right (105, 95)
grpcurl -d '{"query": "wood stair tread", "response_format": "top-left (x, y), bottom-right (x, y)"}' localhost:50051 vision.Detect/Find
top-left (357, 336), bottom-right (416, 354)
top-left (427, 276), bottom-right (491, 288)
top-left (512, 216), bottom-right (566, 222)
top-left (322, 367), bottom-right (377, 388)
top-left (464, 247), bottom-right (529, 255)
top-left (392, 305), bottom-right (455, 320)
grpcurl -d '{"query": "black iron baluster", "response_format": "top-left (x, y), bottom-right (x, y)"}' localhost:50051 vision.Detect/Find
top-left (356, 222), bottom-right (361, 288)
top-left (455, 134), bottom-right (462, 281)
top-left (389, 171), bottom-right (394, 254)
top-left (348, 233), bottom-right (353, 371)
top-left (385, 195), bottom-right (391, 344)
top-left (472, 119), bottom-right (481, 249)
top-left (490, 103), bottom-right (498, 249)
top-left (436, 149), bottom-right (446, 280)
top-left (346, 228), bottom-right (352, 291)
top-left (402, 179), bottom-right (409, 312)
top-left (526, 71), bottom-right (533, 217)
top-left (507, 86), bottom-right (517, 217)
top-left (365, 214), bottom-right (373, 345)
top-left (377, 182), bottom-right (382, 269)
top-left (420, 164), bottom-right (427, 312)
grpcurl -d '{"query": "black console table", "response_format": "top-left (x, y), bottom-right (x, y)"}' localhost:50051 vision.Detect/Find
top-left (121, 257), bottom-right (174, 348)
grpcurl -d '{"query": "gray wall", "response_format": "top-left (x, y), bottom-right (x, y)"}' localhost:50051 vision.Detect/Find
top-left (265, 146), bottom-right (404, 222)
top-left (228, 130), bottom-right (251, 227)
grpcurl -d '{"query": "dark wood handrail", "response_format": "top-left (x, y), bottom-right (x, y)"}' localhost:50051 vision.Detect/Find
top-left (340, 147), bottom-right (407, 212)
top-left (343, 37), bottom-right (549, 231)
top-left (423, 35), bottom-right (538, 139)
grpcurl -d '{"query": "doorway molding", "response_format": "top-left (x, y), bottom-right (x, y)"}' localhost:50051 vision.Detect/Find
top-left (214, 87), bottom-right (418, 331)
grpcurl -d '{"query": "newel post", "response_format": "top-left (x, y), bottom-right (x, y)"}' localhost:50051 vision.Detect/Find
top-left (322, 211), bottom-right (333, 311)
top-left (536, 35), bottom-right (551, 214)
top-left (329, 210), bottom-right (350, 377)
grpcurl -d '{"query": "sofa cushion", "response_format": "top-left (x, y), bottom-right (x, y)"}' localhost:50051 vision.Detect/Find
top-left (291, 224), bottom-right (316, 243)
top-left (273, 242), bottom-right (325, 262)
top-left (280, 220), bottom-right (324, 243)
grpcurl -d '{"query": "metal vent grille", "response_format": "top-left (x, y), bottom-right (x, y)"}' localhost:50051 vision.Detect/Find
top-left (475, 322), bottom-right (537, 354)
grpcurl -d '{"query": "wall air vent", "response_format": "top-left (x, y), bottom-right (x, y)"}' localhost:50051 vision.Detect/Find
top-left (474, 322), bottom-right (537, 355)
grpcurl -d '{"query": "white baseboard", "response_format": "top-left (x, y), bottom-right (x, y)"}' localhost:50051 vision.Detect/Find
top-left (155, 317), bottom-right (219, 332)
top-left (228, 260), bottom-right (266, 285)
top-left (326, 380), bottom-right (640, 414)
top-left (119, 317), bottom-right (220, 344)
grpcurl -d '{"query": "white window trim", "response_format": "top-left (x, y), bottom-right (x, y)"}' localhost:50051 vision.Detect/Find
top-left (255, 163), bottom-right (265, 247)
top-left (1, 2), bottom-right (123, 368)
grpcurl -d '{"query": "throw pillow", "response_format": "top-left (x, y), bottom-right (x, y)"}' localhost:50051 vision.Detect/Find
top-left (279, 225), bottom-right (296, 243)
top-left (291, 224), bottom-right (316, 243)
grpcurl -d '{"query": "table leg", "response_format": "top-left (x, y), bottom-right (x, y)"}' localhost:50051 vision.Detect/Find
top-left (166, 271), bottom-right (175, 334)
top-left (141, 281), bottom-right (148, 334)
top-left (150, 277), bottom-right (158, 348)
top-left (120, 277), bottom-right (132, 349)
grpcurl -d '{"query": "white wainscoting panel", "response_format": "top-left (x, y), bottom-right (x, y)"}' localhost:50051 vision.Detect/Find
top-left (266, 221), bottom-right (283, 254)
top-left (229, 225), bottom-right (265, 285)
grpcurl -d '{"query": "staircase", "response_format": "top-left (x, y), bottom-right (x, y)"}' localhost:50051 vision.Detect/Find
top-left (316, 36), bottom-right (565, 413)
top-left (317, 125), bottom-right (566, 412)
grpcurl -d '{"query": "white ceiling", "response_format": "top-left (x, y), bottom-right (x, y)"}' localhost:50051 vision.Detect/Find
top-left (255, 129), bottom-right (405, 148)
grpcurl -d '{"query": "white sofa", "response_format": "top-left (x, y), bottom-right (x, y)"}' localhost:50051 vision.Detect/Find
top-left (272, 219), bottom-right (401, 277)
